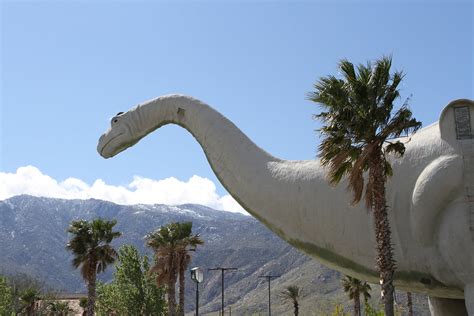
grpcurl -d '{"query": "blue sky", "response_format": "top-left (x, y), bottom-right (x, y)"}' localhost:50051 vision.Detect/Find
top-left (0, 1), bottom-right (472, 211)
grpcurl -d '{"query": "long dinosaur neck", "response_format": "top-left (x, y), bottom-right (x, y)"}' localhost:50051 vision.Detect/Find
top-left (135, 95), bottom-right (278, 213)
top-left (134, 95), bottom-right (376, 278)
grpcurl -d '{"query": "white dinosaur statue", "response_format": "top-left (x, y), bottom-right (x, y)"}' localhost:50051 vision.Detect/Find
top-left (97, 95), bottom-right (474, 315)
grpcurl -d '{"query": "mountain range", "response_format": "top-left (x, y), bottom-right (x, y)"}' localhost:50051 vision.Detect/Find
top-left (0, 195), bottom-right (429, 314)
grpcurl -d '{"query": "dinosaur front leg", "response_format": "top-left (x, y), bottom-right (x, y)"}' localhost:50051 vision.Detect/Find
top-left (428, 297), bottom-right (468, 316)
top-left (410, 154), bottom-right (463, 246)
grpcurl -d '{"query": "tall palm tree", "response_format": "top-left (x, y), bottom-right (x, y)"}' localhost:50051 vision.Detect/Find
top-left (146, 222), bottom-right (203, 316)
top-left (342, 275), bottom-right (371, 316)
top-left (66, 218), bottom-right (121, 316)
top-left (309, 56), bottom-right (421, 316)
top-left (280, 285), bottom-right (301, 316)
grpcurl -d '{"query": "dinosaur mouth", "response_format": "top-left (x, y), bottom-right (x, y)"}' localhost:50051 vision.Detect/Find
top-left (98, 133), bottom-right (124, 158)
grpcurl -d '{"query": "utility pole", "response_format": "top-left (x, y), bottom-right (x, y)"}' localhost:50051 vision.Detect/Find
top-left (259, 275), bottom-right (280, 316)
top-left (209, 267), bottom-right (238, 316)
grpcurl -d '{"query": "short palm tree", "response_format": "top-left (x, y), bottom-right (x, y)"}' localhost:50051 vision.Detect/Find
top-left (309, 56), bottom-right (421, 316)
top-left (280, 285), bottom-right (301, 316)
top-left (146, 223), bottom-right (180, 315)
top-left (66, 218), bottom-right (121, 316)
top-left (407, 292), bottom-right (413, 316)
top-left (45, 300), bottom-right (74, 315)
top-left (20, 288), bottom-right (40, 316)
top-left (342, 275), bottom-right (371, 316)
top-left (79, 297), bottom-right (88, 315)
top-left (146, 222), bottom-right (203, 316)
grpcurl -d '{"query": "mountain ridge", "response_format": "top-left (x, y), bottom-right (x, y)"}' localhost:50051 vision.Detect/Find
top-left (0, 195), bottom-right (429, 314)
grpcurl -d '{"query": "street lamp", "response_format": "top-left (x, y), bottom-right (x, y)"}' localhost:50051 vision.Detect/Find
top-left (190, 267), bottom-right (204, 316)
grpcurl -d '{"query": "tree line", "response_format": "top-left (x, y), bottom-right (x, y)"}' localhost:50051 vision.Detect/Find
top-left (0, 220), bottom-right (203, 316)
top-left (66, 219), bottom-right (203, 316)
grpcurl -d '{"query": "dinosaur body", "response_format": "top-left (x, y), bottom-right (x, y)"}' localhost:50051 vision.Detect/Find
top-left (98, 95), bottom-right (474, 315)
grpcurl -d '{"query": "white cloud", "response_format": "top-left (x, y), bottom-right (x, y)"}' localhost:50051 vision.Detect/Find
top-left (0, 166), bottom-right (248, 215)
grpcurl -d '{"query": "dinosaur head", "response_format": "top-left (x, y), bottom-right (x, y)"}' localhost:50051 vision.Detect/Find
top-left (97, 109), bottom-right (143, 158)
top-left (97, 95), bottom-right (186, 158)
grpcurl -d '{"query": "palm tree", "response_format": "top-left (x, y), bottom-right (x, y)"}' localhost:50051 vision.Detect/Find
top-left (407, 292), bottom-right (413, 316)
top-left (342, 275), bottom-right (371, 316)
top-left (79, 297), bottom-right (88, 316)
top-left (20, 288), bottom-right (40, 316)
top-left (146, 223), bottom-right (181, 316)
top-left (309, 56), bottom-right (421, 316)
top-left (66, 218), bottom-right (121, 316)
top-left (280, 285), bottom-right (301, 316)
top-left (146, 222), bottom-right (203, 316)
top-left (45, 301), bottom-right (74, 315)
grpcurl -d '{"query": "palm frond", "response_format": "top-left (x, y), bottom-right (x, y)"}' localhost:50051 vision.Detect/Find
top-left (146, 221), bottom-right (204, 294)
top-left (310, 56), bottom-right (422, 210)
top-left (280, 285), bottom-right (301, 303)
top-left (66, 218), bottom-right (121, 281)
top-left (341, 275), bottom-right (372, 301)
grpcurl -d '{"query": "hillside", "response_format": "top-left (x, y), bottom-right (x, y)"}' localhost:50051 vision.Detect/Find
top-left (0, 195), bottom-right (429, 314)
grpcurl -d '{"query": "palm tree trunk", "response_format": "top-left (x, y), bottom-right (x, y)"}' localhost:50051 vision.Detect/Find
top-left (167, 254), bottom-right (177, 316)
top-left (407, 292), bottom-right (413, 316)
top-left (354, 290), bottom-right (361, 316)
top-left (178, 262), bottom-right (185, 316)
top-left (26, 304), bottom-right (33, 316)
top-left (294, 301), bottom-right (299, 316)
top-left (167, 277), bottom-right (177, 316)
top-left (87, 261), bottom-right (97, 316)
top-left (370, 158), bottom-right (395, 316)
